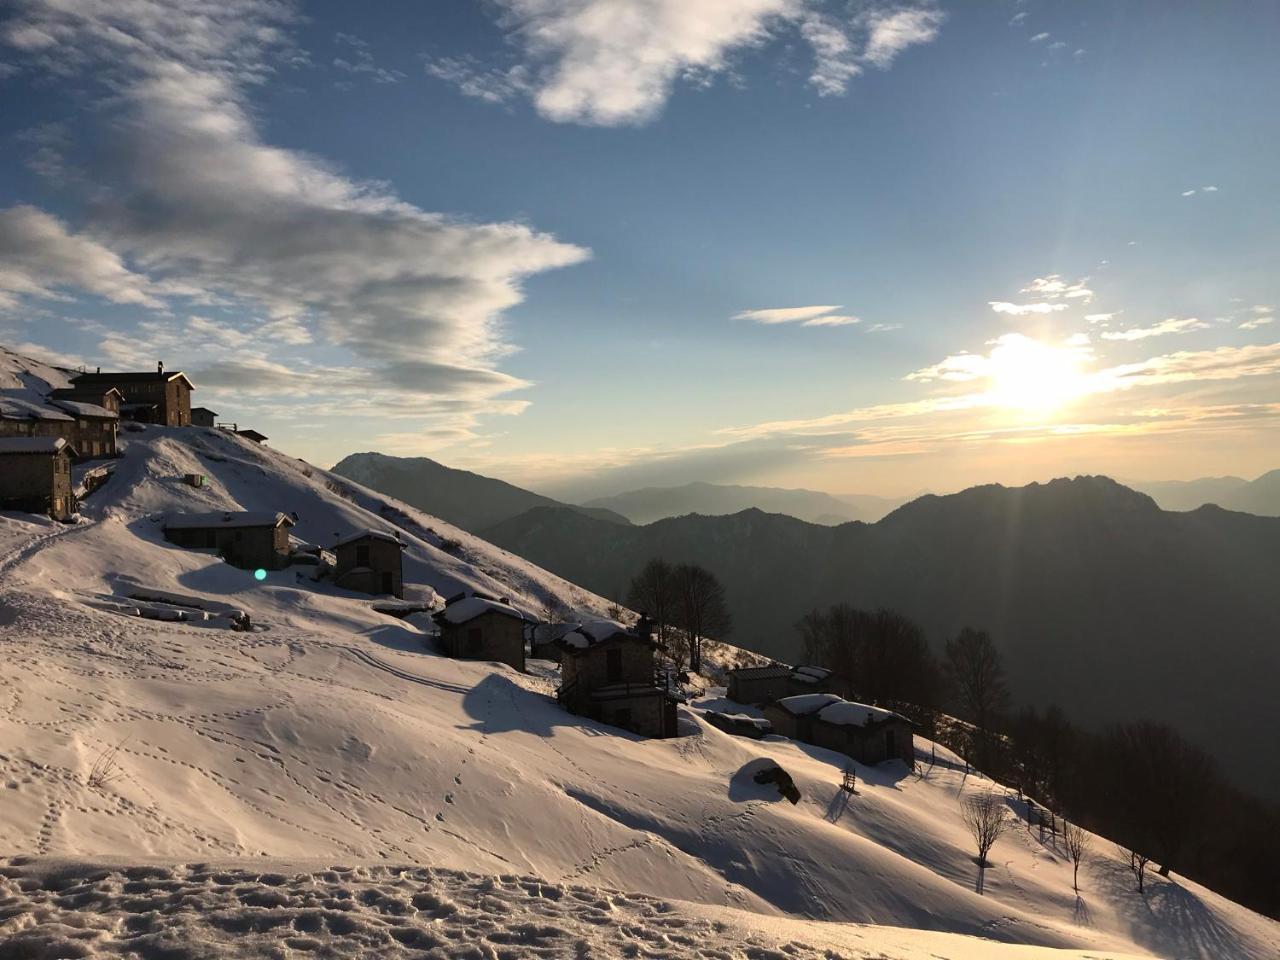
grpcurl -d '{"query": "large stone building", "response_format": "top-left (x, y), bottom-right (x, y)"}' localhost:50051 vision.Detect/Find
top-left (163, 510), bottom-right (295, 570)
top-left (332, 529), bottom-right (404, 598)
top-left (556, 618), bottom-right (678, 739)
top-left (434, 594), bottom-right (528, 672)
top-left (0, 436), bottom-right (77, 521)
top-left (762, 693), bottom-right (914, 766)
top-left (70, 363), bottom-right (194, 427)
top-left (0, 393), bottom-right (118, 460)
top-left (725, 663), bottom-right (833, 705)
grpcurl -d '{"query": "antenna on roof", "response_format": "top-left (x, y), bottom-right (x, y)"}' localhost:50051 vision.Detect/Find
top-left (157, 360), bottom-right (164, 374)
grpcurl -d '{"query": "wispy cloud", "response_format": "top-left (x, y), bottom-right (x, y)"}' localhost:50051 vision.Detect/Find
top-left (732, 305), bottom-right (859, 327)
top-left (1181, 185), bottom-right (1220, 197)
top-left (1100, 317), bottom-right (1208, 341)
top-left (425, 1), bottom-right (944, 126)
top-left (333, 32), bottom-right (406, 85)
top-left (1030, 32), bottom-right (1050, 43)
top-left (989, 301), bottom-right (1068, 315)
top-left (1021, 275), bottom-right (1093, 301)
top-left (1240, 316), bottom-right (1274, 331)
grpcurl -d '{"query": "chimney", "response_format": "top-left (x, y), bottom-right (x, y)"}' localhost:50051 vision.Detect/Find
top-left (636, 613), bottom-right (654, 642)
top-left (95, 366), bottom-right (100, 374)
top-left (157, 360), bottom-right (164, 375)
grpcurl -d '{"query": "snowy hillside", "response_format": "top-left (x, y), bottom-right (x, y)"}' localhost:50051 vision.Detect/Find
top-left (1, 354), bottom-right (1277, 958)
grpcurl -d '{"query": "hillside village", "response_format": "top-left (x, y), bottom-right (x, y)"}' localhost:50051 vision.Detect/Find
top-left (2, 343), bottom-right (1279, 959)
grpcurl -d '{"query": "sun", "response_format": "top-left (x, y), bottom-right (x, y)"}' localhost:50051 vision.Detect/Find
top-left (984, 334), bottom-right (1092, 415)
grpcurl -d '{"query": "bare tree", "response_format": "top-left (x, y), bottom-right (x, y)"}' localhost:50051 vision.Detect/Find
top-left (538, 592), bottom-right (567, 625)
top-left (944, 627), bottom-right (1009, 768)
top-left (961, 791), bottom-right (1008, 894)
top-left (626, 558), bottom-right (677, 644)
top-left (1063, 820), bottom-right (1092, 892)
top-left (670, 563), bottom-right (731, 674)
top-left (1119, 844), bottom-right (1150, 894)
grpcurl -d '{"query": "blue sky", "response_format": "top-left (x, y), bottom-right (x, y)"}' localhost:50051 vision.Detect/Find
top-left (1, 1), bottom-right (1277, 498)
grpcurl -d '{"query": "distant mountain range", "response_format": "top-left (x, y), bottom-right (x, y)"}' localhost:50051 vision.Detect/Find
top-left (330, 452), bottom-right (631, 532)
top-left (581, 480), bottom-right (908, 525)
top-left (1133, 471), bottom-right (1280, 516)
top-left (479, 477), bottom-right (1280, 799)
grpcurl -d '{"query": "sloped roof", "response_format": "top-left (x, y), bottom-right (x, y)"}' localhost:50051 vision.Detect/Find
top-left (72, 371), bottom-right (195, 389)
top-left (790, 665), bottom-right (832, 684)
top-left (434, 594), bottom-right (529, 626)
top-left (0, 395), bottom-right (73, 422)
top-left (727, 663), bottom-right (791, 680)
top-left (191, 406), bottom-right (219, 415)
top-left (817, 700), bottom-right (902, 727)
top-left (164, 510), bottom-right (293, 530)
top-left (333, 529), bottom-right (403, 549)
top-left (237, 429), bottom-right (268, 441)
top-left (50, 399), bottom-right (117, 419)
top-left (773, 693), bottom-right (843, 716)
top-left (557, 619), bottom-right (654, 651)
top-left (0, 436), bottom-right (73, 455)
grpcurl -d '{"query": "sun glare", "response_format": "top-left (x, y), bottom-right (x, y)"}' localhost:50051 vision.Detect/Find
top-left (985, 335), bottom-right (1091, 415)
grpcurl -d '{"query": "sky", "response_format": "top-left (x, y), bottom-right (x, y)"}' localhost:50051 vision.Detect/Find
top-left (0, 0), bottom-right (1277, 501)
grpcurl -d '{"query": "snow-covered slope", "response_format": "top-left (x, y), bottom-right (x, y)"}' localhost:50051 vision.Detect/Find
top-left (1, 354), bottom-right (1276, 958)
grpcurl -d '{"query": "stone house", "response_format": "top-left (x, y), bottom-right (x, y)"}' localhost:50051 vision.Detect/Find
top-left (332, 529), bottom-right (404, 598)
top-left (163, 510), bottom-right (294, 570)
top-left (555, 618), bottom-right (678, 739)
top-left (762, 693), bottom-right (914, 766)
top-left (433, 594), bottom-right (528, 672)
top-left (726, 663), bottom-right (833, 705)
top-left (0, 436), bottom-right (77, 521)
top-left (0, 393), bottom-right (119, 460)
top-left (191, 407), bottom-right (219, 428)
top-left (70, 363), bottom-right (194, 427)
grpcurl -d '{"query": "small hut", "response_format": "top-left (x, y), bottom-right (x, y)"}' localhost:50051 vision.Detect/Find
top-left (332, 529), bottom-right (404, 598)
top-left (762, 694), bottom-right (914, 766)
top-left (191, 407), bottom-right (219, 428)
top-left (0, 436), bottom-right (77, 521)
top-left (433, 594), bottom-right (529, 672)
top-left (163, 510), bottom-right (294, 570)
top-left (555, 617), bottom-right (678, 738)
top-left (726, 662), bottom-right (834, 705)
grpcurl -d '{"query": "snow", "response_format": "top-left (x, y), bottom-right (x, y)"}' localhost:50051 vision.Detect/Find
top-left (792, 665), bottom-right (832, 683)
top-left (50, 398), bottom-right (117, 419)
top-left (436, 594), bottom-right (529, 625)
top-left (775, 693), bottom-right (844, 715)
top-left (818, 700), bottom-right (901, 727)
top-left (333, 528), bottom-right (403, 549)
top-left (0, 347), bottom-right (1277, 959)
top-left (0, 435), bottom-right (71, 454)
top-left (0, 394), bottom-right (74, 421)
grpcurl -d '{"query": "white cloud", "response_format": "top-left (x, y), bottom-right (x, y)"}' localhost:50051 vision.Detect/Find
top-left (1030, 32), bottom-right (1049, 42)
top-left (1100, 317), bottom-right (1209, 341)
top-left (1009, 12), bottom-right (1028, 26)
top-left (1240, 316), bottom-right (1274, 331)
top-left (989, 300), bottom-right (1068, 315)
top-left (1181, 189), bottom-right (1197, 197)
top-left (1202, 185), bottom-right (1219, 192)
top-left (1020, 274), bottom-right (1093, 301)
top-left (426, 1), bottom-right (944, 125)
top-left (1, 0), bottom-right (589, 435)
top-left (865, 322), bottom-right (901, 333)
top-left (1086, 312), bottom-right (1115, 324)
top-left (800, 313), bottom-right (860, 327)
top-left (733, 304), bottom-right (839, 324)
top-left (1250, 304), bottom-right (1274, 315)
top-left (0, 205), bottom-right (163, 311)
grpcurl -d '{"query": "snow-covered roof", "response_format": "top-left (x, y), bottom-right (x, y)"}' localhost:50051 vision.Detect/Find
top-left (558, 619), bottom-right (651, 651)
top-left (435, 594), bottom-right (529, 625)
top-left (50, 398), bottom-right (117, 419)
top-left (0, 436), bottom-right (72, 455)
top-left (773, 693), bottom-right (843, 716)
top-left (0, 394), bottom-right (73, 422)
top-left (333, 528), bottom-right (403, 549)
top-left (164, 510), bottom-right (293, 530)
top-left (791, 665), bottom-right (832, 684)
top-left (817, 700), bottom-right (900, 727)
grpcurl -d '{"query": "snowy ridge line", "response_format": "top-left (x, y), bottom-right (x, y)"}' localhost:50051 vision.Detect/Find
top-left (344, 646), bottom-right (474, 695)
